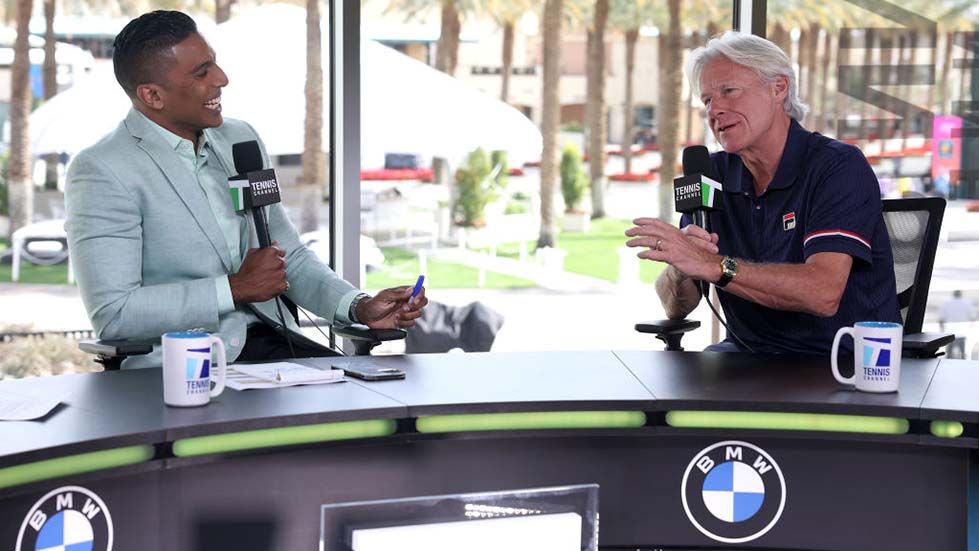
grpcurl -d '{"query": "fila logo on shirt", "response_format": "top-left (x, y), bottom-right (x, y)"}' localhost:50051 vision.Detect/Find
top-left (17, 485), bottom-right (113, 551)
top-left (681, 441), bottom-right (786, 544)
top-left (782, 212), bottom-right (796, 231)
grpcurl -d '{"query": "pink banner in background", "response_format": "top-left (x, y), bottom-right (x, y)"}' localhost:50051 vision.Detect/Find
top-left (932, 115), bottom-right (962, 196)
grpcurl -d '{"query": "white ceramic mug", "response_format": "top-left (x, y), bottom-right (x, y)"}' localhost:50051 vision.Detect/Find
top-left (162, 331), bottom-right (227, 407)
top-left (830, 321), bottom-right (903, 393)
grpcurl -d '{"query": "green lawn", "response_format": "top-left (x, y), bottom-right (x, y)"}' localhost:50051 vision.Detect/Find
top-left (482, 218), bottom-right (666, 284)
top-left (366, 247), bottom-right (536, 290)
top-left (368, 218), bottom-right (666, 290)
top-left (0, 238), bottom-right (73, 285)
top-left (0, 220), bottom-right (665, 288)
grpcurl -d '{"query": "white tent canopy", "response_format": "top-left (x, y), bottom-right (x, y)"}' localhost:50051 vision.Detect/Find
top-left (29, 4), bottom-right (541, 167)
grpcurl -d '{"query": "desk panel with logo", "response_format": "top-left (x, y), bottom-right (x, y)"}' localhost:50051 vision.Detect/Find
top-left (0, 351), bottom-right (974, 550)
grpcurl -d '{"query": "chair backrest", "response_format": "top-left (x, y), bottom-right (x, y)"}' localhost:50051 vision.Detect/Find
top-left (881, 197), bottom-right (946, 334)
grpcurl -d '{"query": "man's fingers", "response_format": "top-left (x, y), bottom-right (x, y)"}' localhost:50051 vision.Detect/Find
top-left (626, 237), bottom-right (657, 249)
top-left (637, 249), bottom-right (667, 262)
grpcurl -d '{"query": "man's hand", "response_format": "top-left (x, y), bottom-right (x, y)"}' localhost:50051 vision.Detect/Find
top-left (356, 285), bottom-right (428, 329)
top-left (229, 242), bottom-right (288, 303)
top-left (625, 218), bottom-right (721, 281)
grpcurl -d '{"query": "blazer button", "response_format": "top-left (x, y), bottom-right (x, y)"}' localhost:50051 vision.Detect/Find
top-left (230, 337), bottom-right (241, 347)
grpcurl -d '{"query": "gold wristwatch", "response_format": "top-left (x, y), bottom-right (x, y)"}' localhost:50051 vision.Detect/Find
top-left (715, 256), bottom-right (738, 288)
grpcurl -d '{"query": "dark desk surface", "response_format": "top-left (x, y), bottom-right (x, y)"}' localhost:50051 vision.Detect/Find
top-left (1, 351), bottom-right (977, 467)
top-left (919, 359), bottom-right (979, 422)
top-left (0, 367), bottom-right (404, 465)
top-left (615, 350), bottom-right (940, 418)
top-left (317, 351), bottom-right (654, 415)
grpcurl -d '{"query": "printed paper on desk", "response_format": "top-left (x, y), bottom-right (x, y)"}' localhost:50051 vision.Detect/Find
top-left (231, 362), bottom-right (344, 386)
top-left (0, 389), bottom-right (61, 421)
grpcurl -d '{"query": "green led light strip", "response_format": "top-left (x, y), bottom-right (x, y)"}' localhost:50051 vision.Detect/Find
top-left (172, 419), bottom-right (397, 457)
top-left (666, 410), bottom-right (910, 435)
top-left (930, 420), bottom-right (964, 438)
top-left (416, 411), bottom-right (647, 433)
top-left (0, 445), bottom-right (155, 490)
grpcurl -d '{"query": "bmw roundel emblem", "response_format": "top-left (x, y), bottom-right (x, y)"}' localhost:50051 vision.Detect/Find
top-left (681, 440), bottom-right (786, 544)
top-left (16, 485), bottom-right (113, 551)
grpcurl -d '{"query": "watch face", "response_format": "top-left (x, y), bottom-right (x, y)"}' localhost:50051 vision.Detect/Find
top-left (722, 257), bottom-right (737, 275)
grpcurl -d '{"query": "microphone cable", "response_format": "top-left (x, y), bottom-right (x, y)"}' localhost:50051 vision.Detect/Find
top-left (695, 210), bottom-right (754, 353)
top-left (698, 281), bottom-right (754, 353)
top-left (273, 295), bottom-right (297, 359)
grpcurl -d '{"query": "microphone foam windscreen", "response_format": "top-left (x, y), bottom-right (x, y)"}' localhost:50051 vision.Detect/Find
top-left (232, 140), bottom-right (264, 175)
top-left (682, 145), bottom-right (711, 177)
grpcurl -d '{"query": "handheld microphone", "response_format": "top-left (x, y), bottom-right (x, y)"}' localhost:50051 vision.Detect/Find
top-left (232, 140), bottom-right (282, 249)
top-left (675, 145), bottom-right (722, 232)
top-left (674, 145), bottom-right (722, 299)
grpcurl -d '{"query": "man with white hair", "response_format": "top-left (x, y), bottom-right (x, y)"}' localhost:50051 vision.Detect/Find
top-left (626, 32), bottom-right (900, 354)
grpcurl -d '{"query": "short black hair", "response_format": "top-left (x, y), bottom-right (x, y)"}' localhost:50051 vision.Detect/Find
top-left (112, 10), bottom-right (198, 98)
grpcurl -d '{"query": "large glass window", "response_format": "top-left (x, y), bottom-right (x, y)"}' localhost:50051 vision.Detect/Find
top-left (765, 0), bottom-right (979, 358)
top-left (0, 4), bottom-right (342, 376)
top-left (360, 0), bottom-right (733, 353)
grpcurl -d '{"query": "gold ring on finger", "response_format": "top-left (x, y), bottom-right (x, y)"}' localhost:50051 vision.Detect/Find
top-left (655, 238), bottom-right (664, 251)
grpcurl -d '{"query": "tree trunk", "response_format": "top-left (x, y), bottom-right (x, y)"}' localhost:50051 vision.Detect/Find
top-left (586, 0), bottom-right (608, 219)
top-left (500, 20), bottom-right (514, 102)
top-left (939, 31), bottom-right (953, 114)
top-left (7, 0), bottom-right (33, 237)
top-left (299, 0), bottom-right (324, 233)
top-left (622, 28), bottom-right (638, 174)
top-left (656, 0), bottom-right (682, 222)
top-left (804, 26), bottom-right (819, 126)
top-left (215, 0), bottom-right (234, 23)
top-left (859, 29), bottom-right (873, 141)
top-left (435, 0), bottom-right (461, 76)
top-left (537, 0), bottom-right (562, 248)
top-left (43, 0), bottom-right (58, 188)
top-left (816, 29), bottom-right (832, 134)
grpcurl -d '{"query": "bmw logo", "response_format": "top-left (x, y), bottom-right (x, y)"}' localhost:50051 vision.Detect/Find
top-left (681, 440), bottom-right (786, 544)
top-left (16, 486), bottom-right (113, 551)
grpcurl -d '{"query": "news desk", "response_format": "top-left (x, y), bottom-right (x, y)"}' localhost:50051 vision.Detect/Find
top-left (0, 350), bottom-right (977, 550)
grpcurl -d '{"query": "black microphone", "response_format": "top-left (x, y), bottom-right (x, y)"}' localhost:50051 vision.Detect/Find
top-left (231, 140), bottom-right (297, 357)
top-left (232, 140), bottom-right (282, 249)
top-left (674, 145), bottom-right (723, 298)
top-left (675, 145), bottom-right (722, 232)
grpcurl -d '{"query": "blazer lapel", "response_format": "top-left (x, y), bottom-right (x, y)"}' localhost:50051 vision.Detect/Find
top-left (125, 109), bottom-right (233, 272)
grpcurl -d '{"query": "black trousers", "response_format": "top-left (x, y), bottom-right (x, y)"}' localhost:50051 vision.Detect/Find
top-left (237, 323), bottom-right (340, 362)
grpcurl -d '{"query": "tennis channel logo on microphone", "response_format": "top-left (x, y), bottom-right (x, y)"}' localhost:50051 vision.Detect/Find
top-left (674, 175), bottom-right (722, 212)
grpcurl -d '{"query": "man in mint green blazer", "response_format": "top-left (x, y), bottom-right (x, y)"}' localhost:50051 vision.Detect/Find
top-left (66, 11), bottom-right (426, 368)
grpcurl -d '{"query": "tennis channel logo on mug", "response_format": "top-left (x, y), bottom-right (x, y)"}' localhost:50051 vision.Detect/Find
top-left (831, 321), bottom-right (903, 393)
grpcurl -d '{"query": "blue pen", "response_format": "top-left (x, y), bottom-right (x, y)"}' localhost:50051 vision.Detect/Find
top-left (410, 275), bottom-right (425, 303)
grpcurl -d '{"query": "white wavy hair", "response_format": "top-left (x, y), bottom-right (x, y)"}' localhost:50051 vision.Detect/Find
top-left (687, 31), bottom-right (809, 122)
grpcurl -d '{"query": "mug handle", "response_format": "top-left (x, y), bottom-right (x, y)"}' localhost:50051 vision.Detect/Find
top-left (209, 336), bottom-right (227, 398)
top-left (831, 327), bottom-right (856, 386)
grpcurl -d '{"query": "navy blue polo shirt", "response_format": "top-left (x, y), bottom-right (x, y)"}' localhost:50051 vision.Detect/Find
top-left (681, 119), bottom-right (901, 355)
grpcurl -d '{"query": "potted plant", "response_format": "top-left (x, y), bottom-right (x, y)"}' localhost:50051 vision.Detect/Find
top-left (454, 148), bottom-right (505, 227)
top-left (560, 143), bottom-right (590, 232)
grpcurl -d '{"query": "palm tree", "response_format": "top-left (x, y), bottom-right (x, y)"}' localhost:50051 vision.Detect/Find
top-left (538, 0), bottom-right (562, 248)
top-left (484, 0), bottom-right (532, 102)
top-left (43, 0), bottom-right (58, 188)
top-left (436, 0), bottom-right (462, 74)
top-left (654, 0), bottom-right (681, 222)
top-left (299, 0), bottom-right (325, 233)
top-left (215, 0), bottom-right (234, 22)
top-left (584, 0), bottom-right (609, 218)
top-left (384, 0), bottom-right (478, 76)
top-left (7, 0), bottom-right (33, 238)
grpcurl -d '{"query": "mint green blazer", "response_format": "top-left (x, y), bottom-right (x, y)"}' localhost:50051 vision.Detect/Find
top-left (66, 109), bottom-right (356, 368)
